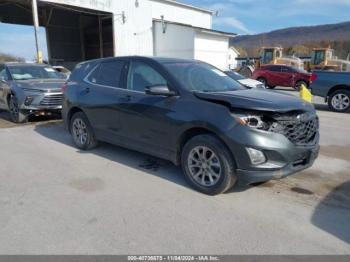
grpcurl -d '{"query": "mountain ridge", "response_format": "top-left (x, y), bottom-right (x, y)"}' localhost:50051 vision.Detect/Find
top-left (230, 21), bottom-right (350, 58)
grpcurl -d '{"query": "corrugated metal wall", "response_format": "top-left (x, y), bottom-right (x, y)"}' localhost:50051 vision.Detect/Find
top-left (153, 21), bottom-right (195, 59)
top-left (194, 32), bottom-right (229, 70)
top-left (149, 0), bottom-right (212, 29)
top-left (42, 0), bottom-right (213, 57)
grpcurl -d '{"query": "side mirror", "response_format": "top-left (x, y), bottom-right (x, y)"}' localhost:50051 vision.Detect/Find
top-left (145, 85), bottom-right (176, 96)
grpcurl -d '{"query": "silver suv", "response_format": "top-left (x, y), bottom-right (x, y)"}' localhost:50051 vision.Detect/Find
top-left (0, 63), bottom-right (66, 123)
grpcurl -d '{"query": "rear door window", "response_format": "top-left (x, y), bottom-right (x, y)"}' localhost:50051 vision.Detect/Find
top-left (268, 66), bottom-right (282, 72)
top-left (88, 60), bottom-right (125, 88)
top-left (281, 66), bottom-right (292, 73)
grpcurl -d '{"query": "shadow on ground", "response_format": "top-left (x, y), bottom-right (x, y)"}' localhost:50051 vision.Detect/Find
top-left (312, 180), bottom-right (350, 244)
top-left (34, 122), bottom-right (189, 190)
top-left (0, 110), bottom-right (62, 128)
top-left (34, 122), bottom-right (251, 193)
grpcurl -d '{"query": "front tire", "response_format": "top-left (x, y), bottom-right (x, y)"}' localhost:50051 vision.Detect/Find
top-left (9, 95), bottom-right (27, 123)
top-left (328, 89), bottom-right (350, 113)
top-left (181, 135), bottom-right (237, 195)
top-left (70, 112), bottom-right (98, 150)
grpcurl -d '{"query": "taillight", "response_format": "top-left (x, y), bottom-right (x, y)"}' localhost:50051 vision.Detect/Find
top-left (61, 83), bottom-right (68, 93)
top-left (310, 73), bottom-right (317, 82)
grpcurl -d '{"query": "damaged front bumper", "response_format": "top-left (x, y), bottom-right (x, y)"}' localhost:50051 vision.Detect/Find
top-left (237, 143), bottom-right (320, 185)
top-left (19, 91), bottom-right (63, 115)
top-left (223, 124), bottom-right (320, 185)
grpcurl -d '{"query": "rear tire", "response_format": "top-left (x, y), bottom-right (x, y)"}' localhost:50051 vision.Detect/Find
top-left (70, 112), bottom-right (98, 150)
top-left (8, 95), bottom-right (27, 123)
top-left (257, 77), bottom-right (267, 88)
top-left (295, 80), bottom-right (307, 91)
top-left (181, 134), bottom-right (237, 195)
top-left (257, 78), bottom-right (275, 89)
top-left (328, 89), bottom-right (350, 113)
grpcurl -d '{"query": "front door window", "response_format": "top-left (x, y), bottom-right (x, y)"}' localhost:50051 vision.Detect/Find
top-left (127, 62), bottom-right (167, 92)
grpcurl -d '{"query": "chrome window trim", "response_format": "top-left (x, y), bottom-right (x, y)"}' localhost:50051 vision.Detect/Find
top-left (83, 63), bottom-right (129, 92)
top-left (83, 61), bottom-right (178, 96)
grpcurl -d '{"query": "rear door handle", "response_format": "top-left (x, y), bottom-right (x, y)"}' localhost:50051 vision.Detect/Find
top-left (118, 94), bottom-right (132, 102)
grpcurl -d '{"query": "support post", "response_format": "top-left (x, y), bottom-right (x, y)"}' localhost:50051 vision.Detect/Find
top-left (98, 16), bottom-right (103, 58)
top-left (32, 0), bottom-right (42, 63)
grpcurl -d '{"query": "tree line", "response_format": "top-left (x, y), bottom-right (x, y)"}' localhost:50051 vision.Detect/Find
top-left (0, 52), bottom-right (25, 62)
top-left (236, 40), bottom-right (350, 60)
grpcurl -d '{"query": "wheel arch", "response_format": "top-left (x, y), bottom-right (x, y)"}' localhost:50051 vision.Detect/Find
top-left (6, 90), bottom-right (16, 106)
top-left (327, 85), bottom-right (350, 97)
top-left (67, 106), bottom-right (85, 132)
top-left (175, 127), bottom-right (236, 167)
top-left (295, 79), bottom-right (309, 85)
top-left (256, 76), bottom-right (267, 85)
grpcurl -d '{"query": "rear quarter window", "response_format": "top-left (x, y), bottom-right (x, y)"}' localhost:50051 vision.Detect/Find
top-left (86, 60), bottom-right (125, 88)
top-left (70, 62), bottom-right (96, 82)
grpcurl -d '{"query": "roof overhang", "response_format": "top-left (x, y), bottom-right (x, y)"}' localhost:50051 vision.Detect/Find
top-left (151, 0), bottom-right (214, 15)
top-left (153, 19), bottom-right (237, 37)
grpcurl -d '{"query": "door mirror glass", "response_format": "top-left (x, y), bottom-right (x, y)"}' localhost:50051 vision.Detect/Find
top-left (145, 85), bottom-right (176, 96)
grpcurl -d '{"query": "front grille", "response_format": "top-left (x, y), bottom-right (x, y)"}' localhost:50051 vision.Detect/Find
top-left (269, 114), bottom-right (319, 145)
top-left (40, 94), bottom-right (63, 106)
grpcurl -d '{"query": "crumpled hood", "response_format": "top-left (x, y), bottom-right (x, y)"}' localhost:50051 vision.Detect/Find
top-left (194, 89), bottom-right (314, 113)
top-left (15, 79), bottom-right (65, 92)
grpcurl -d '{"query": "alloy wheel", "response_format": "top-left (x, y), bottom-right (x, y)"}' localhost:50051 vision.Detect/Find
top-left (72, 118), bottom-right (88, 146)
top-left (187, 146), bottom-right (222, 187)
top-left (331, 93), bottom-right (350, 111)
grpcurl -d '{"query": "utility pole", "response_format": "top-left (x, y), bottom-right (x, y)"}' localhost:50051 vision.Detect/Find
top-left (32, 0), bottom-right (42, 63)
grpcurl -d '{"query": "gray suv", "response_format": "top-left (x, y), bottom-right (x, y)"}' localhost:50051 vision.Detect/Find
top-left (63, 56), bottom-right (320, 195)
top-left (0, 63), bottom-right (66, 123)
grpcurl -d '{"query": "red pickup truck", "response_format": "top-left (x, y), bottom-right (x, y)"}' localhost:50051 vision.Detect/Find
top-left (252, 65), bottom-right (317, 90)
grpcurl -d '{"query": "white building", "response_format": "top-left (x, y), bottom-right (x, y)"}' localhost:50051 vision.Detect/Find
top-left (0, 0), bottom-right (236, 69)
top-left (153, 20), bottom-right (235, 69)
top-left (227, 47), bottom-right (240, 70)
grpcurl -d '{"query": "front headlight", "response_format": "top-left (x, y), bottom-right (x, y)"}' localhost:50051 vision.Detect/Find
top-left (234, 114), bottom-right (269, 130)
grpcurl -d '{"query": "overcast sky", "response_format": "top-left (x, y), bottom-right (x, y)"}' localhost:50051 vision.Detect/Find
top-left (0, 0), bottom-right (349, 60)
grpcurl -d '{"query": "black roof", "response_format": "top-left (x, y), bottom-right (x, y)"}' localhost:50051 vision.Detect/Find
top-left (82, 56), bottom-right (200, 65)
top-left (148, 57), bottom-right (198, 64)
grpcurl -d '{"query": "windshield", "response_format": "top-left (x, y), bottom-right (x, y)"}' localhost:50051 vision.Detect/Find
top-left (225, 71), bottom-right (245, 81)
top-left (312, 51), bottom-right (325, 66)
top-left (8, 65), bottom-right (65, 80)
top-left (164, 62), bottom-right (244, 92)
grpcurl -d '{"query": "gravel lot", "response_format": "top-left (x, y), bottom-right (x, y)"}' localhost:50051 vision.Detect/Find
top-left (0, 89), bottom-right (349, 254)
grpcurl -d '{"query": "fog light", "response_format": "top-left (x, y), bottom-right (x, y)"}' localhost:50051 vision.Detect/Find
top-left (246, 147), bottom-right (266, 165)
top-left (24, 96), bottom-right (34, 106)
